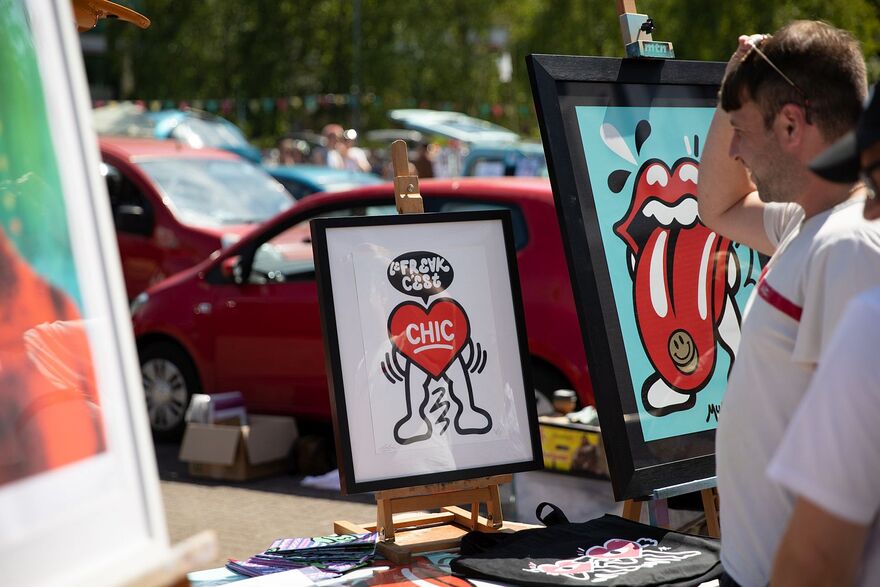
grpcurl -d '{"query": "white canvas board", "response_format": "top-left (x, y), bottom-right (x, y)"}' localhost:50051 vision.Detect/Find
top-left (0, 1), bottom-right (169, 585)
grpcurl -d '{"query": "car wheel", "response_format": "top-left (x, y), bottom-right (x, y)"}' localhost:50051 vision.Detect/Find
top-left (140, 341), bottom-right (200, 440)
top-left (531, 361), bottom-right (572, 417)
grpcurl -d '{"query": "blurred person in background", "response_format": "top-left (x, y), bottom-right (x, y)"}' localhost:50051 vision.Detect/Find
top-left (277, 137), bottom-right (308, 166)
top-left (342, 129), bottom-right (371, 173)
top-left (413, 142), bottom-right (435, 178)
top-left (313, 123), bottom-right (344, 169)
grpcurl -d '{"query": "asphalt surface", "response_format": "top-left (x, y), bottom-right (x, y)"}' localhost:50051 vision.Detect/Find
top-left (154, 439), bottom-right (376, 570)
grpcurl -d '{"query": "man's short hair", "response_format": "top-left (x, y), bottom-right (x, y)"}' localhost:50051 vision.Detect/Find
top-left (720, 20), bottom-right (867, 142)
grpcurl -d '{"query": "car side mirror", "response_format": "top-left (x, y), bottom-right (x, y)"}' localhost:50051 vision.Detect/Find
top-left (116, 204), bottom-right (154, 237)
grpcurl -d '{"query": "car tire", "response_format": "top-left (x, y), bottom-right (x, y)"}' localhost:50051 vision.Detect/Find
top-left (531, 361), bottom-right (572, 417)
top-left (140, 341), bottom-right (201, 441)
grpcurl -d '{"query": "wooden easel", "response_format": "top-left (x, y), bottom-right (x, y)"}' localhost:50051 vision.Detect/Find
top-left (622, 479), bottom-right (720, 539)
top-left (333, 140), bottom-right (513, 563)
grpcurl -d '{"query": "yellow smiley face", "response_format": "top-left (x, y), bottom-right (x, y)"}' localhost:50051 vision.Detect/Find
top-left (668, 329), bottom-right (698, 374)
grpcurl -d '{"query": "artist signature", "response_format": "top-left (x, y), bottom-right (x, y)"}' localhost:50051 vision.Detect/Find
top-left (705, 403), bottom-right (721, 423)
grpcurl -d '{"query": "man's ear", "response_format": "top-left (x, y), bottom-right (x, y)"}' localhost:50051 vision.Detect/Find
top-left (777, 103), bottom-right (808, 147)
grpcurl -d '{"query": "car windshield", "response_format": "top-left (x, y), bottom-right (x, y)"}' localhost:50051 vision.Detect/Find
top-left (138, 158), bottom-right (292, 227)
top-left (171, 117), bottom-right (251, 149)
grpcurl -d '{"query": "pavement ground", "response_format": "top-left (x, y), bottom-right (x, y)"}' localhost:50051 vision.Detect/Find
top-left (155, 440), bottom-right (376, 570)
top-left (155, 439), bottom-right (705, 572)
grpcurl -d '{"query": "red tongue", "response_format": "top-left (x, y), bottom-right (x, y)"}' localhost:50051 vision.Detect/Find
top-left (633, 224), bottom-right (720, 392)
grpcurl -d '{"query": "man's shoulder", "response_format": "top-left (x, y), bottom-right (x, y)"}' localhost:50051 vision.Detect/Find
top-left (812, 200), bottom-right (880, 248)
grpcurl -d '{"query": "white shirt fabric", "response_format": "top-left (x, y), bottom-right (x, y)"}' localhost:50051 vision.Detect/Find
top-left (768, 287), bottom-right (880, 586)
top-left (716, 197), bottom-right (880, 586)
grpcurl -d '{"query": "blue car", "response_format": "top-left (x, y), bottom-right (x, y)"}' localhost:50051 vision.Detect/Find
top-left (463, 142), bottom-right (548, 177)
top-left (268, 164), bottom-right (384, 200)
top-left (147, 109), bottom-right (263, 164)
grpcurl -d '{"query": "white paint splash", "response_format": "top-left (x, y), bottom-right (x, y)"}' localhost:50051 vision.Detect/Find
top-left (600, 123), bottom-right (637, 165)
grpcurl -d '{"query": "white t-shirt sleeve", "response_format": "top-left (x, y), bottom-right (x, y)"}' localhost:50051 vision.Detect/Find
top-left (763, 202), bottom-right (803, 248)
top-left (793, 230), bottom-right (880, 363)
top-left (768, 291), bottom-right (880, 524)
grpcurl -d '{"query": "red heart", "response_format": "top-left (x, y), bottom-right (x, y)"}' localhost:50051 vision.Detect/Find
top-left (585, 539), bottom-right (642, 559)
top-left (388, 299), bottom-right (470, 378)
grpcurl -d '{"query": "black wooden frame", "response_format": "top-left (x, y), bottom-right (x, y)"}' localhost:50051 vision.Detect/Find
top-left (528, 54), bottom-right (726, 500)
top-left (311, 210), bottom-right (543, 494)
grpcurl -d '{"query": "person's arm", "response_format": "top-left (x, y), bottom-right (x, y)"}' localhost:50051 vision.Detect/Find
top-left (771, 497), bottom-right (869, 587)
top-left (697, 34), bottom-right (775, 255)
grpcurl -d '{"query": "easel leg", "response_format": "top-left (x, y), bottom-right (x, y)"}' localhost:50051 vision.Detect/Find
top-left (647, 499), bottom-right (669, 528)
top-left (377, 498), bottom-right (395, 541)
top-left (700, 488), bottom-right (721, 538)
top-left (486, 483), bottom-right (503, 528)
top-left (622, 499), bottom-right (642, 521)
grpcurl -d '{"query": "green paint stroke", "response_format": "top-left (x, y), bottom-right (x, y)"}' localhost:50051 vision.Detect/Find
top-left (0, 0), bottom-right (83, 308)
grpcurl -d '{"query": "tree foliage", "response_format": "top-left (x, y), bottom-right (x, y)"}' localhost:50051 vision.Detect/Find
top-left (106, 0), bottom-right (880, 141)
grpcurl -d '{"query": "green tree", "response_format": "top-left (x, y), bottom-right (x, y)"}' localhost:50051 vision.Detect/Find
top-left (105, 0), bottom-right (880, 142)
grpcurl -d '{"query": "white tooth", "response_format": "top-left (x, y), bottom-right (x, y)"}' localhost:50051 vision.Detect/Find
top-left (649, 231), bottom-right (669, 318)
top-left (697, 233), bottom-right (716, 321)
top-left (679, 163), bottom-right (699, 184)
top-left (646, 164), bottom-right (669, 187)
top-left (641, 198), bottom-right (699, 226)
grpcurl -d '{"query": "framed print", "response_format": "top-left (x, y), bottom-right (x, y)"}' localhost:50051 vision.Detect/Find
top-left (528, 55), bottom-right (764, 500)
top-left (312, 211), bottom-right (543, 494)
top-left (0, 0), bottom-right (170, 584)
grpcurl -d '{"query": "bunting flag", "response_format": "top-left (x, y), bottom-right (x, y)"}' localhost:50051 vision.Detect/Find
top-left (91, 94), bottom-right (535, 120)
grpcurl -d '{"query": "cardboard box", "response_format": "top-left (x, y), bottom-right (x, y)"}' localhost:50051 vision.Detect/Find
top-left (179, 414), bottom-right (298, 481)
top-left (539, 416), bottom-right (609, 478)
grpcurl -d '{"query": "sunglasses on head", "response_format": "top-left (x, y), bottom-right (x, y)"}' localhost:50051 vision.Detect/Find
top-left (746, 36), bottom-right (813, 125)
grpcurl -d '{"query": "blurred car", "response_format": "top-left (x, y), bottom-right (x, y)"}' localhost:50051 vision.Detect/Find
top-left (99, 137), bottom-right (292, 299)
top-left (93, 104), bottom-right (263, 164)
top-left (389, 109), bottom-right (520, 144)
top-left (463, 142), bottom-right (548, 177)
top-left (147, 109), bottom-right (263, 164)
top-left (131, 178), bottom-right (593, 438)
top-left (267, 164), bottom-right (384, 200)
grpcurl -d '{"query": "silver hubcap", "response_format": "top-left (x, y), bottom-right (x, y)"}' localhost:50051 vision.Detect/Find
top-left (142, 358), bottom-right (189, 431)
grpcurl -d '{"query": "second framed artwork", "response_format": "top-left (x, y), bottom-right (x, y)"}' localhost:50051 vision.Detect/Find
top-left (528, 55), bottom-right (764, 500)
top-left (312, 211), bottom-right (543, 494)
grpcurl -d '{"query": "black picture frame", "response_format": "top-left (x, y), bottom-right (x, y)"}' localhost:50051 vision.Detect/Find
top-left (528, 54), bottom-right (760, 501)
top-left (312, 210), bottom-right (543, 494)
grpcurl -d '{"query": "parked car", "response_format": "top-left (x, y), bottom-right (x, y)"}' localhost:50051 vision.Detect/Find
top-left (99, 137), bottom-right (292, 299)
top-left (147, 109), bottom-right (263, 164)
top-left (131, 178), bottom-right (593, 438)
top-left (267, 164), bottom-right (384, 200)
top-left (388, 109), bottom-right (520, 144)
top-left (462, 142), bottom-right (547, 177)
top-left (93, 104), bottom-right (263, 164)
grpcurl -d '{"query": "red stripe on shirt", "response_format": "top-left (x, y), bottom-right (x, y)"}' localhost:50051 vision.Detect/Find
top-left (757, 277), bottom-right (802, 322)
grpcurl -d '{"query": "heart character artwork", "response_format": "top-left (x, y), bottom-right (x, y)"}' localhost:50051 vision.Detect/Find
top-left (381, 250), bottom-right (493, 445)
top-left (577, 106), bottom-right (762, 440)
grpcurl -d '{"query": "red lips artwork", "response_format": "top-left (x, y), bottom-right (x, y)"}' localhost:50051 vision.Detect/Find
top-left (388, 299), bottom-right (470, 378)
top-left (614, 157), bottom-right (739, 415)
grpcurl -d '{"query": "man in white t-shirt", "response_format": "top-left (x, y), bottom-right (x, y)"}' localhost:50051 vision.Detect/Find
top-left (697, 22), bottom-right (880, 587)
top-left (767, 85), bottom-right (880, 586)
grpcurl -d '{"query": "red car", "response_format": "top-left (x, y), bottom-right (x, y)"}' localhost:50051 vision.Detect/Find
top-left (131, 178), bottom-right (593, 437)
top-left (99, 137), bottom-right (292, 299)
